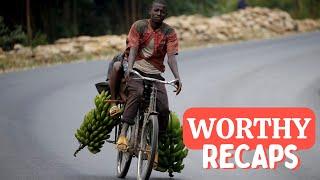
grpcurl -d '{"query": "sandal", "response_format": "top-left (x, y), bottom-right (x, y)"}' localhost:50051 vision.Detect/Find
top-left (109, 105), bottom-right (121, 117)
top-left (116, 135), bottom-right (128, 152)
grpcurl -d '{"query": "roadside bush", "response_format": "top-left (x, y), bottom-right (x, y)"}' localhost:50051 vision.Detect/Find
top-left (0, 16), bottom-right (28, 51)
top-left (31, 32), bottom-right (48, 47)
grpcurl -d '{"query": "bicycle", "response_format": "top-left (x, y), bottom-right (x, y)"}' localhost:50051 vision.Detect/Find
top-left (111, 70), bottom-right (178, 180)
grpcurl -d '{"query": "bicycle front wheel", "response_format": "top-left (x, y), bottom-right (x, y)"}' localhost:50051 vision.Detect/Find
top-left (116, 124), bottom-right (133, 178)
top-left (137, 114), bottom-right (158, 180)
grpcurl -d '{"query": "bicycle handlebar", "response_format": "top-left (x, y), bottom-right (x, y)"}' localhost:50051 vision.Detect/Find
top-left (131, 70), bottom-right (178, 88)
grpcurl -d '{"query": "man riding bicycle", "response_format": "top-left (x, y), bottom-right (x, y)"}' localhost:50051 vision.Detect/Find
top-left (116, 0), bottom-right (182, 166)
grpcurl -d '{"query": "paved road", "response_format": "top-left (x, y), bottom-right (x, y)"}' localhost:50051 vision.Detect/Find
top-left (1, 32), bottom-right (319, 180)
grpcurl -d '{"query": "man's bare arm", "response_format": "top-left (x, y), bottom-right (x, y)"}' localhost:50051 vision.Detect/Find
top-left (167, 54), bottom-right (182, 95)
top-left (125, 47), bottom-right (138, 79)
top-left (167, 54), bottom-right (180, 79)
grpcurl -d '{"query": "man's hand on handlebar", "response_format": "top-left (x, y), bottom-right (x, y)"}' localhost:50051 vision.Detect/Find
top-left (129, 69), bottom-right (182, 95)
top-left (174, 79), bottom-right (182, 95)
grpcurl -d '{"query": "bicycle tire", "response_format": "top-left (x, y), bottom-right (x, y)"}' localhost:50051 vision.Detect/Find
top-left (137, 114), bottom-right (159, 180)
top-left (116, 124), bottom-right (133, 178)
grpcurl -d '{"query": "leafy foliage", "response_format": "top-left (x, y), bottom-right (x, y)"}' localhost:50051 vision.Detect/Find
top-left (0, 17), bottom-right (27, 50)
top-left (1, 0), bottom-right (319, 48)
top-left (31, 32), bottom-right (48, 48)
top-left (247, 0), bottom-right (320, 19)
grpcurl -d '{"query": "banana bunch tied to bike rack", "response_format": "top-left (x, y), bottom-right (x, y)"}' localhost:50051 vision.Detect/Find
top-left (156, 111), bottom-right (189, 177)
top-left (73, 91), bottom-right (121, 157)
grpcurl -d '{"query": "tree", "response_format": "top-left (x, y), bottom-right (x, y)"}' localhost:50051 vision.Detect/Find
top-left (26, 0), bottom-right (32, 43)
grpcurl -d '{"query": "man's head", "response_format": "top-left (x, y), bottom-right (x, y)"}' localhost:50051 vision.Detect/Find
top-left (149, 0), bottom-right (167, 24)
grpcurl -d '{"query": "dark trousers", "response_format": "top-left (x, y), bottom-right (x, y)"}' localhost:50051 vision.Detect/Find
top-left (122, 73), bottom-right (169, 134)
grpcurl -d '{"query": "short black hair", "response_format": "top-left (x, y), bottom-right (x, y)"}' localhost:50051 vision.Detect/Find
top-left (152, 0), bottom-right (167, 6)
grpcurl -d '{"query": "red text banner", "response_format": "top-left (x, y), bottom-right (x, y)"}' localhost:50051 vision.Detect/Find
top-left (183, 108), bottom-right (315, 150)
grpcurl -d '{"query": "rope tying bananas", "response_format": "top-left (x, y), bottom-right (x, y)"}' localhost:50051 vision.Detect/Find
top-left (74, 91), bottom-right (122, 157)
top-left (155, 111), bottom-right (189, 177)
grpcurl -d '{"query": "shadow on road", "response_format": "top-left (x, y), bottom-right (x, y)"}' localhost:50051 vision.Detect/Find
top-left (151, 178), bottom-right (184, 180)
top-left (66, 175), bottom-right (129, 180)
top-left (65, 174), bottom-right (183, 180)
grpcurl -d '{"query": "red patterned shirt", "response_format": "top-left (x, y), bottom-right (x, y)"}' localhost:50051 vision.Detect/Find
top-left (127, 19), bottom-right (179, 72)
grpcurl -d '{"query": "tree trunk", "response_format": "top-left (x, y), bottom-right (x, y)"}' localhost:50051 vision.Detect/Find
top-left (49, 1), bottom-right (56, 42)
top-left (63, 0), bottom-right (71, 36)
top-left (131, 0), bottom-right (136, 23)
top-left (137, 0), bottom-right (141, 20)
top-left (40, 2), bottom-right (49, 39)
top-left (111, 0), bottom-right (121, 33)
top-left (124, 0), bottom-right (130, 30)
top-left (294, 0), bottom-right (302, 18)
top-left (72, 0), bottom-right (78, 35)
top-left (310, 0), bottom-right (319, 18)
top-left (26, 0), bottom-right (32, 43)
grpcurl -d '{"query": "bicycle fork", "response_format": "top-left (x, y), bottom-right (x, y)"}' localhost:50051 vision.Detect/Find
top-left (139, 84), bottom-right (158, 151)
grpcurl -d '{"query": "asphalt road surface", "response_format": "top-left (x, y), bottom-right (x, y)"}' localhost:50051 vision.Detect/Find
top-left (1, 31), bottom-right (319, 180)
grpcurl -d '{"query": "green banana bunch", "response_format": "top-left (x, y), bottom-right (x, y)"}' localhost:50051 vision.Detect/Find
top-left (155, 111), bottom-right (189, 177)
top-left (74, 91), bottom-right (122, 156)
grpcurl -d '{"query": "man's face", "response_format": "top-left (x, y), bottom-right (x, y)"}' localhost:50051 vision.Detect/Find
top-left (150, 3), bottom-right (167, 23)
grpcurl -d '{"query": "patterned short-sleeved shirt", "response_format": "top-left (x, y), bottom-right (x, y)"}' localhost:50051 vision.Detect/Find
top-left (127, 19), bottom-right (179, 72)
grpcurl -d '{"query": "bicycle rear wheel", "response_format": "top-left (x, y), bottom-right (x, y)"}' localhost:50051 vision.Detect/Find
top-left (116, 124), bottom-right (133, 178)
top-left (137, 114), bottom-right (158, 180)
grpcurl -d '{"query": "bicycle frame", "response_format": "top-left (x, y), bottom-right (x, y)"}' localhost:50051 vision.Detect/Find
top-left (110, 77), bottom-right (159, 154)
top-left (130, 69), bottom-right (178, 153)
top-left (131, 81), bottom-right (158, 155)
top-left (112, 70), bottom-right (177, 148)
top-left (115, 70), bottom-right (178, 179)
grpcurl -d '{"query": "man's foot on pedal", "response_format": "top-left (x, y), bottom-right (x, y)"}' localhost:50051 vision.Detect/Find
top-left (116, 135), bottom-right (128, 152)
